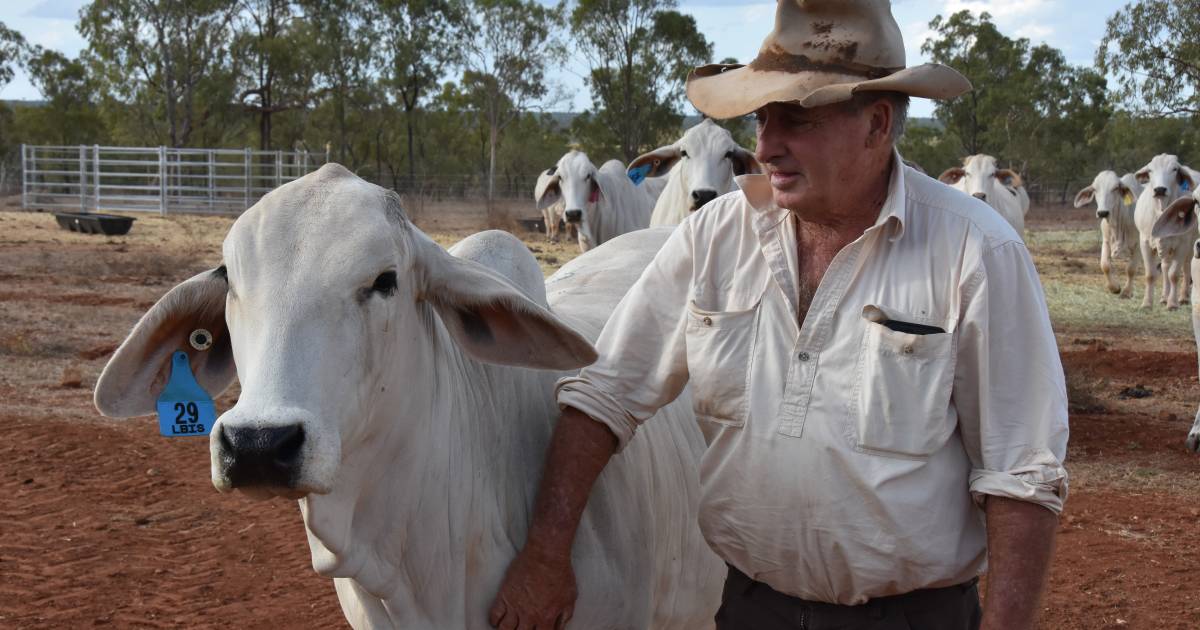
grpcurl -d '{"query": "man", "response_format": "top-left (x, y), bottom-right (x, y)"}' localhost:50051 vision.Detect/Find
top-left (490, 1), bottom-right (1068, 628)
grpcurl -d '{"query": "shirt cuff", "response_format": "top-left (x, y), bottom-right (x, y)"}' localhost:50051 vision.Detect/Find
top-left (968, 449), bottom-right (1069, 514)
top-left (556, 377), bottom-right (640, 452)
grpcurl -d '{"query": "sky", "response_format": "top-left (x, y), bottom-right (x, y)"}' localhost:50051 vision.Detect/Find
top-left (1, 0), bottom-right (1131, 118)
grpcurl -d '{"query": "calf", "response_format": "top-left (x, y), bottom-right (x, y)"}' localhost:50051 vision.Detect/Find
top-left (938, 155), bottom-right (1030, 237)
top-left (1133, 154), bottom-right (1196, 309)
top-left (1074, 171), bottom-right (1142, 297)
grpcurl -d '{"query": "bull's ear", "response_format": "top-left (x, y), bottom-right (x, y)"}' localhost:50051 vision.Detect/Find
top-left (535, 169), bottom-right (561, 211)
top-left (996, 169), bottom-right (1023, 189)
top-left (1073, 185), bottom-right (1096, 208)
top-left (1135, 166), bottom-right (1151, 185)
top-left (95, 268), bottom-right (236, 417)
top-left (728, 147), bottom-right (761, 176)
top-left (415, 237), bottom-right (596, 371)
top-left (938, 167), bottom-right (965, 185)
top-left (629, 146), bottom-right (682, 178)
top-left (1179, 166), bottom-right (1196, 192)
top-left (1152, 196), bottom-right (1199, 239)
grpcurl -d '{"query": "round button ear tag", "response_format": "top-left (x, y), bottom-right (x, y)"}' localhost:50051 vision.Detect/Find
top-left (156, 351), bottom-right (217, 437)
top-left (628, 163), bottom-right (651, 186)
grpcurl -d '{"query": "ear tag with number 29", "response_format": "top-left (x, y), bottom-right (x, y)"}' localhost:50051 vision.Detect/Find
top-left (156, 351), bottom-right (216, 437)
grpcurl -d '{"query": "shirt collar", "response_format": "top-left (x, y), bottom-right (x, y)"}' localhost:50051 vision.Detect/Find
top-left (735, 148), bottom-right (909, 243)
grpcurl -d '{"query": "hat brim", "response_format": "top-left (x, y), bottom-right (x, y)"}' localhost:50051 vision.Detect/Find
top-left (686, 63), bottom-right (972, 120)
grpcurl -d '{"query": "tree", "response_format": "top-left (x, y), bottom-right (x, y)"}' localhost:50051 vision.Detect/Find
top-left (570, 0), bottom-right (711, 160)
top-left (1098, 0), bottom-right (1200, 117)
top-left (462, 0), bottom-right (564, 218)
top-left (21, 48), bottom-right (108, 145)
top-left (296, 0), bottom-right (372, 165)
top-left (0, 21), bottom-right (27, 90)
top-left (80, 0), bottom-right (239, 147)
top-left (372, 0), bottom-right (467, 188)
top-left (232, 0), bottom-right (315, 150)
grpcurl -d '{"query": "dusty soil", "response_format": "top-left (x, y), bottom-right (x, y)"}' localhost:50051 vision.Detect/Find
top-left (2, 203), bottom-right (1199, 629)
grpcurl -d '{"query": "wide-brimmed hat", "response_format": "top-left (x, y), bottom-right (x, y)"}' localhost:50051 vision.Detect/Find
top-left (687, 0), bottom-right (971, 119)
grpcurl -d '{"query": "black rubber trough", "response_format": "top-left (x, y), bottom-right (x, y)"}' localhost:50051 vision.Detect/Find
top-left (53, 212), bottom-right (136, 236)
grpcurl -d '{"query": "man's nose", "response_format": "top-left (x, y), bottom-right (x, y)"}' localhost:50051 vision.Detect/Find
top-left (1155, 186), bottom-right (1168, 197)
top-left (691, 189), bottom-right (718, 209)
top-left (972, 192), bottom-right (987, 202)
top-left (564, 209), bottom-right (582, 222)
top-left (218, 424), bottom-right (305, 488)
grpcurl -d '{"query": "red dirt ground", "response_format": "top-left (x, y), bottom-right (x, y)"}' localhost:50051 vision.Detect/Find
top-left (2, 206), bottom-right (1200, 629)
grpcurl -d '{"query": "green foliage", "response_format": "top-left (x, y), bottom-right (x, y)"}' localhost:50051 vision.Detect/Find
top-left (1097, 0), bottom-right (1200, 117)
top-left (0, 21), bottom-right (27, 90)
top-left (570, 0), bottom-right (712, 161)
top-left (897, 124), bottom-right (960, 178)
top-left (20, 49), bottom-right (107, 145)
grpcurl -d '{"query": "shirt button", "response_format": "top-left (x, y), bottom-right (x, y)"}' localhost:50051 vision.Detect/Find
top-left (798, 352), bottom-right (810, 362)
top-left (702, 316), bottom-right (713, 326)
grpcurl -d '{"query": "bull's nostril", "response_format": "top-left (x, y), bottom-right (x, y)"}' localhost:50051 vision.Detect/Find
top-left (972, 193), bottom-right (987, 201)
top-left (1155, 187), bottom-right (1168, 197)
top-left (274, 425), bottom-right (304, 466)
top-left (222, 424), bottom-right (306, 488)
top-left (1097, 211), bottom-right (1110, 219)
top-left (690, 189), bottom-right (718, 208)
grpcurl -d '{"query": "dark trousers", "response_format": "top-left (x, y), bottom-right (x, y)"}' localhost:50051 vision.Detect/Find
top-left (715, 565), bottom-right (982, 630)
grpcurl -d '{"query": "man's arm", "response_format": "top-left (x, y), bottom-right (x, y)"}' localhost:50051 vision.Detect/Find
top-left (981, 497), bottom-right (1059, 630)
top-left (488, 407), bottom-right (617, 630)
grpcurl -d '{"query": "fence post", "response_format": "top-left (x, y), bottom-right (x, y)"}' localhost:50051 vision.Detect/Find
top-left (243, 148), bottom-right (251, 210)
top-left (78, 145), bottom-right (86, 212)
top-left (20, 144), bottom-right (27, 209)
top-left (208, 149), bottom-right (214, 213)
top-left (302, 151), bottom-right (308, 175)
top-left (92, 145), bottom-right (100, 212)
top-left (158, 146), bottom-right (167, 215)
top-left (275, 150), bottom-right (282, 188)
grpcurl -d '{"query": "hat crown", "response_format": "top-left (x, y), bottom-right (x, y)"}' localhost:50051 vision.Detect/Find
top-left (763, 0), bottom-right (905, 72)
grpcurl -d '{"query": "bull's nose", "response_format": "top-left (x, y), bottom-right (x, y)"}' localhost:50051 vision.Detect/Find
top-left (1155, 186), bottom-right (1168, 197)
top-left (690, 189), bottom-right (718, 209)
top-left (972, 192), bottom-right (987, 202)
top-left (564, 209), bottom-right (582, 223)
top-left (219, 424), bottom-right (305, 488)
top-left (1097, 210), bottom-right (1110, 219)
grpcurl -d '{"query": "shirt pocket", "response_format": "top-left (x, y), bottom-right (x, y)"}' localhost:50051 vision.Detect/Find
top-left (685, 300), bottom-right (760, 428)
top-left (852, 305), bottom-right (956, 459)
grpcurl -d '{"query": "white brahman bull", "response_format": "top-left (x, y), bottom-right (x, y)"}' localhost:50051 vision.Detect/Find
top-left (1150, 191), bottom-right (1200, 451)
top-left (1074, 171), bottom-right (1142, 298)
top-left (938, 155), bottom-right (1030, 237)
top-left (534, 169), bottom-right (573, 243)
top-left (1133, 153), bottom-right (1196, 310)
top-left (535, 150), bottom-right (660, 252)
top-left (93, 164), bottom-right (723, 629)
top-left (627, 119), bottom-right (759, 226)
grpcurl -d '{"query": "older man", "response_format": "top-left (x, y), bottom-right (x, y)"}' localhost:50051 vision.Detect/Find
top-left (491, 1), bottom-right (1068, 629)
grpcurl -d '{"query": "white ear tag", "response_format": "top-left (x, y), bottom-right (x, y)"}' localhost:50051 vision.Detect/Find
top-left (156, 350), bottom-right (216, 437)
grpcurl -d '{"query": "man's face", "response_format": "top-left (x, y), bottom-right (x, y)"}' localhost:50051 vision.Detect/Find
top-left (753, 100), bottom-right (875, 213)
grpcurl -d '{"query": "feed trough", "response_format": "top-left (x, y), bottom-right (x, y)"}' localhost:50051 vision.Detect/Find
top-left (516, 217), bottom-right (546, 233)
top-left (53, 212), bottom-right (136, 236)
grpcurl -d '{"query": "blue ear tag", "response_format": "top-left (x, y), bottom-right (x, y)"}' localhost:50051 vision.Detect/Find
top-left (156, 351), bottom-right (216, 437)
top-left (1183, 179), bottom-right (1191, 192)
top-left (628, 164), bottom-right (651, 186)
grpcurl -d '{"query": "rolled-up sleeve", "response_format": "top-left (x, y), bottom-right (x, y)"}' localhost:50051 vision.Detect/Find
top-left (954, 239), bottom-right (1069, 514)
top-left (556, 222), bottom-right (696, 452)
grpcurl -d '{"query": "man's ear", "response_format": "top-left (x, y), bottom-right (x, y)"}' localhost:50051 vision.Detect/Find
top-left (415, 238), bottom-right (596, 371)
top-left (729, 147), bottom-right (761, 176)
top-left (1153, 196), bottom-right (1199, 239)
top-left (95, 268), bottom-right (236, 417)
top-left (629, 146), bottom-right (682, 178)
top-left (938, 167), bottom-right (966, 185)
top-left (535, 168), bottom-right (562, 211)
top-left (1073, 185), bottom-right (1096, 208)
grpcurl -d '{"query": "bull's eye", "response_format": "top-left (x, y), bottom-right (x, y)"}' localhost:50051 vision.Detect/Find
top-left (370, 271), bottom-right (398, 297)
top-left (680, 150), bottom-right (689, 158)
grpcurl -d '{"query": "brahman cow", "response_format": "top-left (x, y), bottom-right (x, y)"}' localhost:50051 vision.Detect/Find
top-left (94, 164), bottom-right (723, 629)
top-left (534, 168), bottom-right (572, 243)
top-left (1074, 171), bottom-right (1142, 298)
top-left (627, 119), bottom-right (759, 226)
top-left (1150, 191), bottom-right (1200, 450)
top-left (535, 150), bottom-right (660, 252)
top-left (1133, 153), bottom-right (1196, 310)
top-left (938, 155), bottom-right (1030, 237)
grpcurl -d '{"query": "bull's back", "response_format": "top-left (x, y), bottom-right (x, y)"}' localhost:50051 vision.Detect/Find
top-left (547, 228), bottom-right (723, 629)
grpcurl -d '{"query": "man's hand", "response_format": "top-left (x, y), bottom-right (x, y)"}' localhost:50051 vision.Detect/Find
top-left (488, 407), bottom-right (618, 629)
top-left (981, 496), bottom-right (1059, 630)
top-left (489, 546), bottom-right (577, 630)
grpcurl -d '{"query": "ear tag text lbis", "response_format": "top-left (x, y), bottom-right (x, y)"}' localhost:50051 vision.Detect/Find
top-left (156, 350), bottom-right (216, 437)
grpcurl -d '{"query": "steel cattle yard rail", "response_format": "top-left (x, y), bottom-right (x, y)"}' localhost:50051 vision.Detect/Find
top-left (21, 144), bottom-right (328, 215)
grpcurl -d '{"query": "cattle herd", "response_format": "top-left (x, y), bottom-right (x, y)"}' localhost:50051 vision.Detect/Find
top-left (88, 116), bottom-right (1200, 628)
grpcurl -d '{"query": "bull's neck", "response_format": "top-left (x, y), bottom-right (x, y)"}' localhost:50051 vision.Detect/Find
top-left (298, 307), bottom-right (555, 625)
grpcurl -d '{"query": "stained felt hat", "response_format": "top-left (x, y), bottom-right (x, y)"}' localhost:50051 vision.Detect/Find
top-left (686, 0), bottom-right (972, 119)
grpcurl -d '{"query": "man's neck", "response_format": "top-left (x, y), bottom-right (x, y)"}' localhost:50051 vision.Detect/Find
top-left (793, 150), bottom-right (894, 248)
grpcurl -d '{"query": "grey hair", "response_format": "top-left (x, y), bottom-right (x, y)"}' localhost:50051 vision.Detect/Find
top-left (847, 91), bottom-right (910, 142)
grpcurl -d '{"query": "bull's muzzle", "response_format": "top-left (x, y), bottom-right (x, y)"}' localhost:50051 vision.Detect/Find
top-left (690, 189), bottom-right (718, 210)
top-left (564, 209), bottom-right (583, 223)
top-left (1155, 186), bottom-right (1168, 198)
top-left (972, 192), bottom-right (987, 202)
top-left (217, 424), bottom-right (305, 488)
top-left (1097, 210), bottom-right (1110, 220)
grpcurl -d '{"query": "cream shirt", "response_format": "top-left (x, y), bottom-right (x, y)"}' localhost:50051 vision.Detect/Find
top-left (556, 154), bottom-right (1069, 605)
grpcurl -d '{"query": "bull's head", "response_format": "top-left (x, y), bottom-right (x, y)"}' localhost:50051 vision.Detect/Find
top-left (95, 164), bottom-right (596, 499)
top-left (628, 119), bottom-right (759, 212)
top-left (938, 155), bottom-right (1022, 204)
top-left (1135, 153), bottom-right (1194, 201)
top-left (1074, 171), bottom-right (1134, 221)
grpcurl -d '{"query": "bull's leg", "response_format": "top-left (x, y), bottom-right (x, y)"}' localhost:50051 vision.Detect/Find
top-left (1188, 411), bottom-right (1200, 453)
top-left (1181, 253), bottom-right (1192, 305)
top-left (1121, 244), bottom-right (1138, 299)
top-left (1100, 222), bottom-right (1120, 294)
top-left (1167, 257), bottom-right (1182, 310)
top-left (1140, 240), bottom-right (1158, 309)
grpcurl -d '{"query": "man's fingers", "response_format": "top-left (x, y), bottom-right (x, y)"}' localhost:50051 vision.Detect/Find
top-left (497, 608), bottom-right (520, 630)
top-left (555, 608), bottom-right (572, 630)
top-left (488, 598), bottom-right (506, 627)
